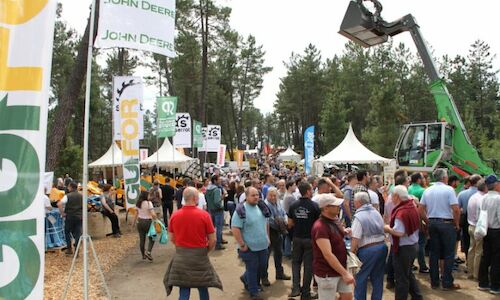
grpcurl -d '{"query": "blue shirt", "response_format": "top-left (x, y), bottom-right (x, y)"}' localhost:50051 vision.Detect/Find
top-left (262, 183), bottom-right (272, 199)
top-left (457, 187), bottom-right (478, 213)
top-left (232, 203), bottom-right (269, 251)
top-left (421, 182), bottom-right (458, 219)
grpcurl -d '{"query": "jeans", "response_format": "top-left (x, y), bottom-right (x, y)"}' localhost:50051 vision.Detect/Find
top-left (162, 201), bottom-right (174, 227)
top-left (102, 210), bottom-right (120, 234)
top-left (393, 244), bottom-right (423, 300)
top-left (428, 219), bottom-right (456, 288)
top-left (417, 231), bottom-right (428, 270)
top-left (64, 215), bottom-right (82, 249)
top-left (292, 237), bottom-right (313, 296)
top-left (385, 251), bottom-right (394, 284)
top-left (227, 202), bottom-right (236, 228)
top-left (137, 218), bottom-right (154, 256)
top-left (210, 210), bottom-right (224, 247)
top-left (355, 243), bottom-right (387, 300)
top-left (478, 228), bottom-right (500, 290)
top-left (239, 249), bottom-right (269, 295)
top-left (467, 225), bottom-right (483, 279)
top-left (263, 229), bottom-right (284, 278)
top-left (178, 287), bottom-right (209, 300)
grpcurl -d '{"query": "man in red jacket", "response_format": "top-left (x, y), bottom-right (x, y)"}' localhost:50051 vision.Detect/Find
top-left (384, 185), bottom-right (423, 300)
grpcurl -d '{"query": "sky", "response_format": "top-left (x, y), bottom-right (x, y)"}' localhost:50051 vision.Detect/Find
top-left (59, 0), bottom-right (500, 114)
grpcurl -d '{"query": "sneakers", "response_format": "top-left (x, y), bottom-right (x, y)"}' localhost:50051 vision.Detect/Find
top-left (261, 278), bottom-right (271, 287)
top-left (276, 274), bottom-right (291, 280)
top-left (419, 268), bottom-right (430, 274)
top-left (289, 288), bottom-right (301, 298)
top-left (215, 245), bottom-right (226, 250)
top-left (490, 288), bottom-right (500, 295)
top-left (240, 275), bottom-right (249, 291)
top-left (478, 285), bottom-right (490, 291)
top-left (144, 251), bottom-right (153, 261)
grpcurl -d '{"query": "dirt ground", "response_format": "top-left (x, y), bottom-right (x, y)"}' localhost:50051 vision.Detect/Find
top-left (106, 223), bottom-right (498, 300)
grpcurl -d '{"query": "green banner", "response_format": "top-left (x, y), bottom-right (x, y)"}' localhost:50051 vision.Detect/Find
top-left (157, 96), bottom-right (178, 137)
top-left (193, 120), bottom-right (203, 148)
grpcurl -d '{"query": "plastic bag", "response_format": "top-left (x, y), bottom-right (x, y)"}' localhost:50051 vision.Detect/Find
top-left (474, 209), bottom-right (488, 240)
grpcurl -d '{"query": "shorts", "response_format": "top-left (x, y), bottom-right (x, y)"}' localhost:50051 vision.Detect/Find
top-left (314, 274), bottom-right (352, 298)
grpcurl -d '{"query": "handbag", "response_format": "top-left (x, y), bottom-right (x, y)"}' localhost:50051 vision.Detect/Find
top-left (346, 251), bottom-right (363, 274)
top-left (474, 206), bottom-right (488, 240)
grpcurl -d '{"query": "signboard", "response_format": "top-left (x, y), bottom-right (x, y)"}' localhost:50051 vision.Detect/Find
top-left (120, 83), bottom-right (142, 208)
top-left (217, 144), bottom-right (227, 166)
top-left (304, 126), bottom-right (315, 175)
top-left (192, 120), bottom-right (203, 148)
top-left (173, 113), bottom-right (191, 148)
top-left (157, 96), bottom-right (177, 137)
top-left (0, 1), bottom-right (57, 298)
top-left (113, 76), bottom-right (144, 141)
top-left (95, 0), bottom-right (176, 57)
top-left (237, 150), bottom-right (244, 168)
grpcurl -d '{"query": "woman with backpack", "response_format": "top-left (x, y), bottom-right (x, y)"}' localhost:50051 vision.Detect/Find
top-left (101, 184), bottom-right (121, 238)
top-left (134, 191), bottom-right (158, 261)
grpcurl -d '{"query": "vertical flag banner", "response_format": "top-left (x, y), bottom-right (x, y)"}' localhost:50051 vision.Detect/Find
top-left (120, 83), bottom-right (142, 208)
top-left (95, 0), bottom-right (176, 57)
top-left (0, 1), bottom-right (57, 299)
top-left (304, 126), bottom-right (315, 175)
top-left (201, 126), bottom-right (208, 151)
top-left (217, 144), bottom-right (227, 166)
top-left (173, 113), bottom-right (191, 148)
top-left (205, 125), bottom-right (221, 152)
top-left (157, 96), bottom-right (177, 137)
top-left (139, 148), bottom-right (149, 161)
top-left (237, 150), bottom-right (244, 168)
top-left (113, 76), bottom-right (144, 141)
top-left (193, 120), bottom-right (203, 148)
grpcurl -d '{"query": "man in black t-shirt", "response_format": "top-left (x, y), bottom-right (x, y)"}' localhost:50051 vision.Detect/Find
top-left (161, 177), bottom-right (175, 227)
top-left (288, 182), bottom-right (321, 300)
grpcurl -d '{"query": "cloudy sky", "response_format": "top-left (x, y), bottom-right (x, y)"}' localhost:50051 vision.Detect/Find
top-left (59, 0), bottom-right (500, 114)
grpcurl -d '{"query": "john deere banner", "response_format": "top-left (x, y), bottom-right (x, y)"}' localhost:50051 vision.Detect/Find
top-left (95, 0), bottom-right (176, 57)
top-left (193, 120), bottom-right (203, 148)
top-left (200, 125), bottom-right (221, 152)
top-left (304, 125), bottom-right (315, 175)
top-left (0, 1), bottom-right (57, 299)
top-left (173, 113), bottom-right (191, 148)
top-left (119, 82), bottom-right (143, 208)
top-left (157, 96), bottom-right (177, 137)
top-left (113, 76), bottom-right (144, 141)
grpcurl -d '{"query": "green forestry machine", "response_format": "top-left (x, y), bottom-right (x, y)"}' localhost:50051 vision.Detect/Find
top-left (339, 0), bottom-right (496, 178)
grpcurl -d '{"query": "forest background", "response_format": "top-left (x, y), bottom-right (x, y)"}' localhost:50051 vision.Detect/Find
top-left (48, 1), bottom-right (500, 179)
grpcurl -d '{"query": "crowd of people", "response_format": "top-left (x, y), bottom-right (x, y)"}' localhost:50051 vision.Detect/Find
top-left (47, 165), bottom-right (500, 300)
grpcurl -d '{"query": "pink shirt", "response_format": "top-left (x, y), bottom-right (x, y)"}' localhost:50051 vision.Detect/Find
top-left (137, 201), bottom-right (154, 219)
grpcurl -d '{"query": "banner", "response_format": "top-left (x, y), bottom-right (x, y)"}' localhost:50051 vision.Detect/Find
top-left (113, 76), bottom-right (144, 141)
top-left (157, 96), bottom-right (177, 137)
top-left (0, 1), bottom-right (57, 298)
top-left (95, 0), bottom-right (176, 57)
top-left (203, 125), bottom-right (221, 152)
top-left (139, 148), bottom-right (149, 161)
top-left (237, 150), bottom-right (244, 168)
top-left (173, 113), bottom-right (191, 148)
top-left (193, 120), bottom-right (203, 148)
top-left (120, 83), bottom-right (142, 208)
top-left (217, 144), bottom-right (227, 166)
top-left (304, 126), bottom-right (315, 175)
top-left (201, 126), bottom-right (208, 150)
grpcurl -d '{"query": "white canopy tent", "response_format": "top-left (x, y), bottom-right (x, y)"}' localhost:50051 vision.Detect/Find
top-left (141, 138), bottom-right (195, 169)
top-left (279, 147), bottom-right (301, 162)
top-left (89, 142), bottom-right (122, 168)
top-left (317, 124), bottom-right (391, 164)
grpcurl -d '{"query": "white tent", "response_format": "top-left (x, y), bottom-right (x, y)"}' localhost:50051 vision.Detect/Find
top-left (279, 147), bottom-right (301, 162)
top-left (141, 138), bottom-right (195, 169)
top-left (89, 142), bottom-right (123, 168)
top-left (317, 124), bottom-right (391, 164)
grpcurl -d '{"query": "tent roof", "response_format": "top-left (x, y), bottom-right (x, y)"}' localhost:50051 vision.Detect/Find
top-left (279, 147), bottom-right (301, 161)
top-left (141, 138), bottom-right (194, 167)
top-left (89, 142), bottom-right (122, 168)
top-left (317, 124), bottom-right (391, 164)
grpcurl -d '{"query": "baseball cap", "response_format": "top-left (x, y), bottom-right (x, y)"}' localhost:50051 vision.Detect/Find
top-left (485, 174), bottom-right (498, 185)
top-left (317, 193), bottom-right (344, 208)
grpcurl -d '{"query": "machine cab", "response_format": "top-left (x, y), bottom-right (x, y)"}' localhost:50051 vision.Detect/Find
top-left (394, 122), bottom-right (453, 172)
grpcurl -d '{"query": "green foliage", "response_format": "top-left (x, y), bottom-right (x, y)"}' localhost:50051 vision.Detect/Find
top-left (55, 138), bottom-right (83, 180)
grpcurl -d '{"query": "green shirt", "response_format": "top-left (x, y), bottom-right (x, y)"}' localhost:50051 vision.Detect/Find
top-left (408, 183), bottom-right (425, 201)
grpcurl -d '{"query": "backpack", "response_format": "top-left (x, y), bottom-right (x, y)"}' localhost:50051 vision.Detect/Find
top-left (148, 187), bottom-right (161, 207)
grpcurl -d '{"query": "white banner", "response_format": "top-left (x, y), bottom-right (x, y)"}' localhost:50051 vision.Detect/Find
top-left (113, 76), bottom-right (144, 141)
top-left (95, 0), bottom-right (176, 57)
top-left (217, 144), bottom-right (227, 166)
top-left (200, 125), bottom-right (221, 152)
top-left (119, 81), bottom-right (142, 208)
top-left (173, 113), bottom-right (191, 148)
top-left (139, 148), bottom-right (149, 161)
top-left (0, 1), bottom-right (57, 299)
